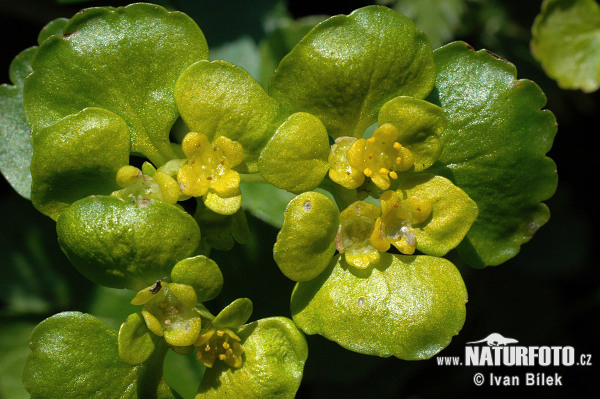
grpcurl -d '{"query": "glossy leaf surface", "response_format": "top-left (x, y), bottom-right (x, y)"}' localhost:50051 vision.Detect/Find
top-left (30, 107), bottom-right (130, 220)
top-left (291, 254), bottom-right (467, 360)
top-left (269, 5), bottom-right (436, 139)
top-left (23, 312), bottom-right (179, 399)
top-left (56, 196), bottom-right (201, 290)
top-left (274, 192), bottom-right (339, 281)
top-left (24, 3), bottom-right (209, 165)
top-left (429, 42), bottom-right (557, 267)
top-left (259, 112), bottom-right (330, 194)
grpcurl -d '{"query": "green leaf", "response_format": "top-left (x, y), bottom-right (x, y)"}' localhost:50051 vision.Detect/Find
top-left (23, 312), bottom-right (179, 399)
top-left (378, 96), bottom-right (446, 171)
top-left (56, 195), bottom-right (201, 290)
top-left (23, 3), bottom-right (209, 165)
top-left (37, 18), bottom-right (69, 44)
top-left (257, 15), bottom-right (327, 87)
top-left (259, 112), bottom-right (330, 194)
top-left (291, 253), bottom-right (467, 360)
top-left (268, 5), bottom-right (436, 139)
top-left (0, 47), bottom-right (36, 199)
top-left (393, 173), bottom-right (478, 256)
top-left (212, 298), bottom-right (253, 330)
top-left (273, 192), bottom-right (340, 281)
top-left (30, 107), bottom-right (130, 220)
top-left (428, 42), bottom-right (557, 267)
top-left (118, 312), bottom-right (157, 365)
top-left (197, 317), bottom-right (307, 399)
top-left (170, 255), bottom-right (223, 302)
top-left (531, 0), bottom-right (600, 92)
top-left (175, 60), bottom-right (284, 173)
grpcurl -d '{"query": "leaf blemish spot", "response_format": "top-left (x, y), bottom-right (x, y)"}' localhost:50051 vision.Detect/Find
top-left (303, 200), bottom-right (312, 212)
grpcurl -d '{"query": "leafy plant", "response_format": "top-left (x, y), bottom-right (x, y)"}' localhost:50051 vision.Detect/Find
top-left (0, 1), bottom-right (558, 398)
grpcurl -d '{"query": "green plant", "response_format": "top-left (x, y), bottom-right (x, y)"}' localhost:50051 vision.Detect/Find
top-left (0, 2), bottom-right (557, 398)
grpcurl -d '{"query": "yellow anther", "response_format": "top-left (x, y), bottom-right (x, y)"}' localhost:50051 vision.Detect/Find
top-left (389, 171), bottom-right (398, 179)
top-left (364, 168), bottom-right (372, 177)
top-left (222, 342), bottom-right (230, 350)
top-left (393, 142), bottom-right (402, 150)
top-left (204, 345), bottom-right (211, 352)
top-left (219, 354), bottom-right (227, 360)
top-left (226, 348), bottom-right (233, 356)
top-left (216, 330), bottom-right (224, 337)
top-left (367, 137), bottom-right (377, 144)
top-left (379, 168), bottom-right (389, 175)
top-left (395, 157), bottom-right (402, 165)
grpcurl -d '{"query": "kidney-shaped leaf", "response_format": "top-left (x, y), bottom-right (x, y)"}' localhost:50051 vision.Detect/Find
top-left (56, 195), bottom-right (201, 290)
top-left (24, 3), bottom-right (209, 165)
top-left (197, 317), bottom-right (307, 399)
top-left (259, 112), bottom-right (330, 194)
top-left (269, 5), bottom-right (436, 139)
top-left (291, 253), bottom-right (467, 360)
top-left (23, 312), bottom-right (179, 399)
top-left (428, 42), bottom-right (557, 267)
top-left (30, 107), bottom-right (130, 220)
top-left (274, 192), bottom-right (339, 281)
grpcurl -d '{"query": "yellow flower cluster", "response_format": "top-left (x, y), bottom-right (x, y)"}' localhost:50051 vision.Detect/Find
top-left (329, 124), bottom-right (414, 191)
top-left (337, 190), bottom-right (432, 269)
top-left (177, 132), bottom-right (245, 215)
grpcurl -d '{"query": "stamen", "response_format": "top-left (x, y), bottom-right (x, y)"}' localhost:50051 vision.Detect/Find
top-left (364, 168), bottom-right (373, 177)
top-left (389, 171), bottom-right (398, 179)
top-left (393, 142), bottom-right (402, 150)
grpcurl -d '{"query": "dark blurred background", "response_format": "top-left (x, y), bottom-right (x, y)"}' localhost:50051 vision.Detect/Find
top-left (0, 0), bottom-right (598, 398)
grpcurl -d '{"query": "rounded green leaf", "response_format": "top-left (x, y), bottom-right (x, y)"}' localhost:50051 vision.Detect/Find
top-left (393, 173), bottom-right (478, 256)
top-left (30, 107), bottom-right (130, 220)
top-left (212, 298), bottom-right (253, 330)
top-left (269, 5), bottom-right (436, 139)
top-left (0, 47), bottom-right (37, 199)
top-left (118, 312), bottom-right (156, 365)
top-left (170, 255), bottom-right (223, 302)
top-left (291, 253), bottom-right (467, 360)
top-left (197, 317), bottom-right (307, 399)
top-left (532, 0), bottom-right (600, 92)
top-left (428, 42), bottom-right (557, 267)
top-left (56, 195), bottom-right (201, 290)
top-left (274, 192), bottom-right (340, 281)
top-left (24, 3), bottom-right (209, 165)
top-left (175, 60), bottom-right (284, 173)
top-left (259, 112), bottom-right (330, 194)
top-left (23, 312), bottom-right (176, 399)
top-left (378, 96), bottom-right (446, 171)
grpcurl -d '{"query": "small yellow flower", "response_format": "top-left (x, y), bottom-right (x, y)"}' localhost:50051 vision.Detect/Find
top-left (345, 123), bottom-right (414, 190)
top-left (131, 280), bottom-right (202, 347)
top-left (195, 327), bottom-right (244, 368)
top-left (370, 190), bottom-right (432, 255)
top-left (113, 165), bottom-right (180, 204)
top-left (177, 132), bottom-right (245, 215)
top-left (336, 201), bottom-right (381, 269)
